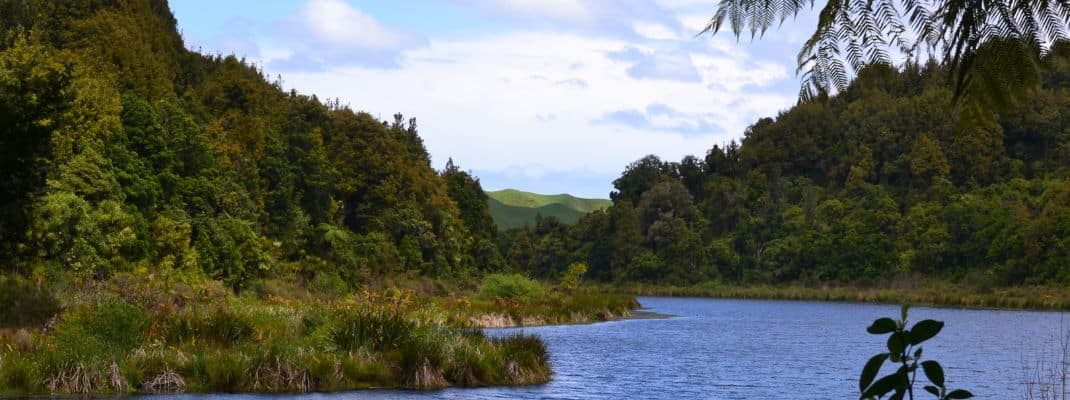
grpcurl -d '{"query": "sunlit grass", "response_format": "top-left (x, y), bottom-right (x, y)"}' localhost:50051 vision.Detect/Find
top-left (0, 277), bottom-right (559, 395)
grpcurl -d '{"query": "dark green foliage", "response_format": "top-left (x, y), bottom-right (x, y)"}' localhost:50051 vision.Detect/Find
top-left (0, 36), bottom-right (76, 261)
top-left (443, 159), bottom-right (497, 239)
top-left (0, 274), bottom-right (60, 328)
top-left (859, 305), bottom-right (972, 400)
top-left (506, 53), bottom-right (1070, 288)
top-left (0, 0), bottom-right (503, 284)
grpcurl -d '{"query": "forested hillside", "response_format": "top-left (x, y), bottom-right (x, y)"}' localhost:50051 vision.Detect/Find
top-left (5, 0), bottom-right (1070, 294)
top-left (501, 50), bottom-right (1070, 286)
top-left (0, 0), bottom-right (502, 288)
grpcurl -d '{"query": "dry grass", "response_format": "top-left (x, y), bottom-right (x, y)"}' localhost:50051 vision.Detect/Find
top-left (1023, 325), bottom-right (1070, 400)
top-left (616, 282), bottom-right (1070, 311)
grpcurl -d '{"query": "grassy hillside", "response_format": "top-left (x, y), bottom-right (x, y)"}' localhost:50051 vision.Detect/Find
top-left (486, 189), bottom-right (610, 230)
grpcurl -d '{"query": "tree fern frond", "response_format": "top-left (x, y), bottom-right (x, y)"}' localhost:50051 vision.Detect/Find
top-left (702, 0), bottom-right (1067, 125)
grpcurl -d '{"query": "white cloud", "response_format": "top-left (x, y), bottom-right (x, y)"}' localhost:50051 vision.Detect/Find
top-left (265, 0), bottom-right (425, 70)
top-left (300, 0), bottom-right (409, 49)
top-left (489, 0), bottom-right (597, 24)
top-left (179, 0), bottom-right (803, 196)
top-left (632, 21), bottom-right (682, 40)
top-left (277, 30), bottom-right (794, 192)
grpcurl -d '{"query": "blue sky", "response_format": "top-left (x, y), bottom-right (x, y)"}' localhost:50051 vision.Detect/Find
top-left (171, 0), bottom-right (818, 198)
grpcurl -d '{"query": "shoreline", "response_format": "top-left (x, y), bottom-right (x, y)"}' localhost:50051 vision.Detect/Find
top-left (613, 284), bottom-right (1070, 312)
top-left (470, 307), bottom-right (676, 329)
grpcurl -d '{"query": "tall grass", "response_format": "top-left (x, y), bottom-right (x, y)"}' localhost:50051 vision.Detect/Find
top-left (0, 287), bottom-right (553, 395)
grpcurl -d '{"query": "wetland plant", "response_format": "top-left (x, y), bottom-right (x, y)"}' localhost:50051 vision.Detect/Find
top-left (859, 304), bottom-right (973, 400)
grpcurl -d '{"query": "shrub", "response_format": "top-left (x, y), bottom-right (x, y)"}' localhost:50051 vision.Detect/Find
top-left (560, 262), bottom-right (588, 292)
top-left (0, 275), bottom-right (60, 328)
top-left (309, 272), bottom-right (349, 297)
top-left (477, 274), bottom-right (545, 302)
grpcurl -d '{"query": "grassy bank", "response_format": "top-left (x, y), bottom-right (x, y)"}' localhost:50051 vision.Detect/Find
top-left (615, 281), bottom-right (1070, 310)
top-left (440, 292), bottom-right (640, 328)
top-left (0, 272), bottom-right (641, 395)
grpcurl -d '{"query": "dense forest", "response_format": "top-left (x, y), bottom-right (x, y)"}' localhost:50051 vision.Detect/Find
top-left (3, 0), bottom-right (1070, 295)
top-left (501, 48), bottom-right (1070, 287)
top-left (0, 0), bottom-right (503, 290)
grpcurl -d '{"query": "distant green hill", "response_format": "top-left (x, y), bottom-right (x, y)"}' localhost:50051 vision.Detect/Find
top-left (486, 189), bottom-right (611, 230)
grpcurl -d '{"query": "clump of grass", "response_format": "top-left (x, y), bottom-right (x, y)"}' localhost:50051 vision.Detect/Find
top-left (340, 352), bottom-right (393, 386)
top-left (477, 274), bottom-right (545, 302)
top-left (330, 307), bottom-right (416, 353)
top-left (0, 353), bottom-right (39, 392)
top-left (494, 334), bottom-right (551, 385)
top-left (200, 351), bottom-right (250, 392)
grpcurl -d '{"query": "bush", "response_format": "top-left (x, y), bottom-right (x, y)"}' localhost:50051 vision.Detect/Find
top-left (0, 275), bottom-right (60, 328)
top-left (560, 262), bottom-right (588, 292)
top-left (477, 274), bottom-right (545, 302)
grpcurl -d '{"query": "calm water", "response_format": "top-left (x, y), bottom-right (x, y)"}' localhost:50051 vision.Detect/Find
top-left (147, 297), bottom-right (1068, 399)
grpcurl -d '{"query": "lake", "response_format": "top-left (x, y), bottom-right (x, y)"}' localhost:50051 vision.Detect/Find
top-left (146, 297), bottom-right (1068, 399)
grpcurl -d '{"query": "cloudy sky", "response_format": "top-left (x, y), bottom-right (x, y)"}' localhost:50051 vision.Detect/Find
top-left (171, 0), bottom-right (818, 198)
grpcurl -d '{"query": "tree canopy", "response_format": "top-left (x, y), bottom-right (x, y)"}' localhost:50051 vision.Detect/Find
top-left (501, 54), bottom-right (1070, 287)
top-left (0, 0), bottom-right (501, 288)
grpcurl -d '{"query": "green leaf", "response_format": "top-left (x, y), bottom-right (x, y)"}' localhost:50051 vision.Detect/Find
top-left (860, 353), bottom-right (889, 391)
top-left (887, 331), bottom-right (907, 354)
top-left (911, 320), bottom-right (944, 345)
top-left (901, 304), bottom-right (910, 321)
top-left (914, 347), bottom-right (923, 359)
top-left (922, 360), bottom-right (945, 388)
top-left (861, 373), bottom-right (900, 399)
top-left (868, 317), bottom-right (897, 334)
top-left (889, 389), bottom-right (906, 400)
top-left (946, 389), bottom-right (973, 399)
top-left (924, 385), bottom-right (940, 396)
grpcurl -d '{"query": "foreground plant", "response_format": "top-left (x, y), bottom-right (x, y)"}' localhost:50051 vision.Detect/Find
top-left (860, 305), bottom-right (972, 400)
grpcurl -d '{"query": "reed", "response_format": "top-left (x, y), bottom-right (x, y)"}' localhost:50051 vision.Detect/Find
top-left (0, 283), bottom-right (554, 395)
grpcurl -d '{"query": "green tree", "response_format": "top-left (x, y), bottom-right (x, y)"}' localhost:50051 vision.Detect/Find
top-left (560, 262), bottom-right (588, 292)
